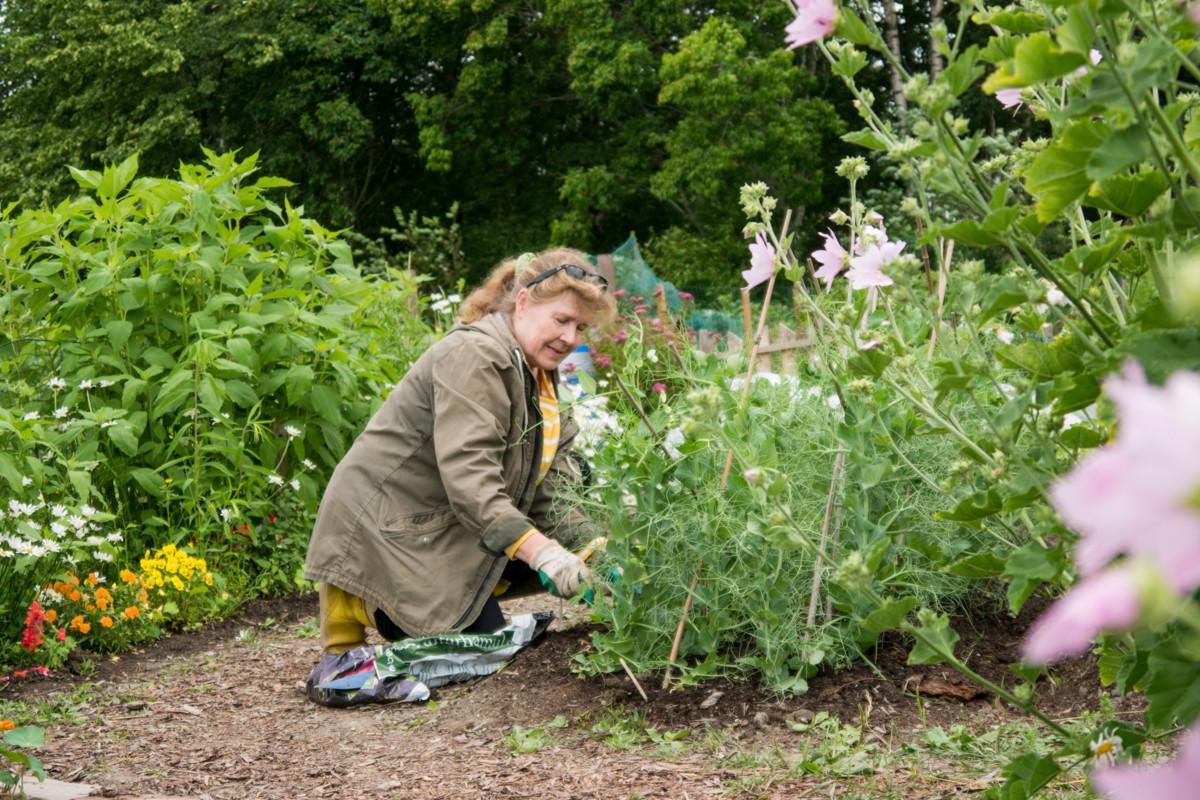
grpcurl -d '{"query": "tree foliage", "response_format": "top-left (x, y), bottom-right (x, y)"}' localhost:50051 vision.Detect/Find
top-left (0, 0), bottom-right (856, 293)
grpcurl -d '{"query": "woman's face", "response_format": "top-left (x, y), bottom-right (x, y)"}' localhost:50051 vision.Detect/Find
top-left (511, 289), bottom-right (593, 371)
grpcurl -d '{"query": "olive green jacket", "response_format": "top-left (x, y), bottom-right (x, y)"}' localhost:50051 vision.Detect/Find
top-left (303, 312), bottom-right (597, 635)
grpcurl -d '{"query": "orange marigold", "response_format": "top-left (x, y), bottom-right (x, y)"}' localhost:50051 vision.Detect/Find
top-left (95, 587), bottom-right (112, 601)
top-left (85, 573), bottom-right (99, 587)
top-left (69, 615), bottom-right (86, 632)
top-left (78, 622), bottom-right (91, 634)
top-left (119, 569), bottom-right (137, 584)
top-left (45, 609), bottom-right (58, 623)
top-left (100, 616), bottom-right (113, 628)
top-left (122, 606), bottom-right (140, 620)
top-left (68, 590), bottom-right (81, 602)
top-left (0, 720), bottom-right (13, 731)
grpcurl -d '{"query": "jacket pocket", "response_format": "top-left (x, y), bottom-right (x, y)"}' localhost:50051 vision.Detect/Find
top-left (380, 505), bottom-right (457, 538)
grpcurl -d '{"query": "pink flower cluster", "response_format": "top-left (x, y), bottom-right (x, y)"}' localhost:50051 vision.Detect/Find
top-left (809, 222), bottom-right (905, 291)
top-left (785, 0), bottom-right (837, 48)
top-left (1093, 723), bottom-right (1200, 799)
top-left (1022, 363), bottom-right (1200, 665)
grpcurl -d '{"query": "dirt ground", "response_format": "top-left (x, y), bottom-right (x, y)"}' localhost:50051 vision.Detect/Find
top-left (5, 593), bottom-right (1140, 800)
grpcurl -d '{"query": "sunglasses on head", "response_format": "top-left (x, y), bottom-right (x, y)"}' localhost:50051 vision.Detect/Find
top-left (524, 263), bottom-right (609, 291)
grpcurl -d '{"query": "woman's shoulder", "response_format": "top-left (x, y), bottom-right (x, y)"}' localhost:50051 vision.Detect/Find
top-left (431, 316), bottom-right (517, 366)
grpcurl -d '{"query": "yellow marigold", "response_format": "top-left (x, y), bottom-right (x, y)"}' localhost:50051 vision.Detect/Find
top-left (0, 720), bottom-right (13, 732)
top-left (171, 576), bottom-right (184, 592)
top-left (162, 544), bottom-right (177, 556)
top-left (45, 609), bottom-right (58, 623)
top-left (120, 569), bottom-right (137, 584)
top-left (100, 616), bottom-right (113, 628)
top-left (122, 606), bottom-right (140, 620)
top-left (204, 574), bottom-right (214, 586)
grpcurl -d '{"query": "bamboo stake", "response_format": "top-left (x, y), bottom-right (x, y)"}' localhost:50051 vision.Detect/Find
top-left (620, 657), bottom-right (649, 702)
top-left (926, 239), bottom-right (955, 358)
top-left (806, 450), bottom-right (845, 628)
top-left (663, 210), bottom-right (791, 690)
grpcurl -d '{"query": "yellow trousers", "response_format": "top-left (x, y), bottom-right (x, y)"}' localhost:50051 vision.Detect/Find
top-left (318, 583), bottom-right (372, 654)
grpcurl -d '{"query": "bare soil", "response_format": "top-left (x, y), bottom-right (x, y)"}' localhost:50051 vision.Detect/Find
top-left (5, 593), bottom-right (1141, 800)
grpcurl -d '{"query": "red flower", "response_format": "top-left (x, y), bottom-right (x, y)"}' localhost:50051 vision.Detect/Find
top-left (20, 601), bottom-right (45, 652)
top-left (57, 628), bottom-right (66, 642)
top-left (268, 514), bottom-right (277, 523)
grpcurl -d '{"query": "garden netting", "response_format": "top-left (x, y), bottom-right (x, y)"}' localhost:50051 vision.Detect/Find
top-left (594, 235), bottom-right (741, 335)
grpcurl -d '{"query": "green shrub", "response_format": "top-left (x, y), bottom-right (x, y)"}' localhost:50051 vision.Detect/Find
top-left (0, 150), bottom-right (433, 647)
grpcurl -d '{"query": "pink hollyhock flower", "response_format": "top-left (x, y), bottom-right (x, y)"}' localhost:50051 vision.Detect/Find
top-left (1050, 362), bottom-right (1200, 593)
top-left (785, 0), bottom-right (837, 49)
top-left (812, 229), bottom-right (848, 289)
top-left (677, 291), bottom-right (694, 301)
top-left (612, 288), bottom-right (627, 299)
top-left (743, 232), bottom-right (776, 289)
top-left (594, 353), bottom-right (612, 368)
top-left (846, 240), bottom-right (904, 290)
top-left (996, 88), bottom-right (1024, 111)
top-left (652, 383), bottom-right (667, 395)
top-left (1092, 724), bottom-right (1200, 799)
top-left (1021, 567), bottom-right (1141, 665)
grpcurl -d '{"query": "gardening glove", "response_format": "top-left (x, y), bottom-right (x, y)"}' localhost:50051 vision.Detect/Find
top-left (529, 539), bottom-right (595, 598)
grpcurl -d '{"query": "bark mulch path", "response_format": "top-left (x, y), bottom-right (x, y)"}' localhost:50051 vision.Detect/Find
top-left (5, 593), bottom-right (1139, 799)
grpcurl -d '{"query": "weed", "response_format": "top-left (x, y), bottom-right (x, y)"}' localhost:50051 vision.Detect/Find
top-left (504, 724), bottom-right (553, 755)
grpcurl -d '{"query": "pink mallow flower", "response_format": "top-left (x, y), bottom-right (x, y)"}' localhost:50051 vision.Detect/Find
top-left (1021, 566), bottom-right (1142, 665)
top-left (677, 291), bottom-right (694, 301)
top-left (812, 229), bottom-right (848, 289)
top-left (743, 232), bottom-right (776, 289)
top-left (1050, 362), bottom-right (1200, 593)
top-left (652, 383), bottom-right (667, 395)
top-left (845, 240), bottom-right (904, 290)
top-left (1093, 724), bottom-right (1200, 799)
top-left (594, 353), bottom-right (612, 368)
top-left (996, 88), bottom-right (1024, 111)
top-left (785, 0), bottom-right (837, 49)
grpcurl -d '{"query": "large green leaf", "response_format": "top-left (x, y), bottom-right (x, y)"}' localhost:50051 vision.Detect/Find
top-left (1086, 125), bottom-right (1151, 180)
top-left (972, 9), bottom-right (1049, 34)
top-left (1116, 329), bottom-right (1200, 382)
top-left (904, 609), bottom-right (961, 665)
top-left (1088, 171), bottom-right (1169, 218)
top-left (983, 33), bottom-right (1087, 91)
top-left (309, 384), bottom-right (344, 425)
top-left (2, 726), bottom-right (44, 749)
top-left (1145, 638), bottom-right (1200, 729)
top-left (858, 596), bottom-right (916, 641)
top-left (1003, 543), bottom-right (1064, 614)
top-left (1024, 120), bottom-right (1108, 222)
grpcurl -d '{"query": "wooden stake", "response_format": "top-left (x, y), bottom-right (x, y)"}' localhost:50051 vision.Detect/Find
top-left (927, 239), bottom-right (955, 358)
top-left (664, 211), bottom-right (792, 690)
top-left (620, 657), bottom-right (649, 702)
top-left (806, 450), bottom-right (845, 628)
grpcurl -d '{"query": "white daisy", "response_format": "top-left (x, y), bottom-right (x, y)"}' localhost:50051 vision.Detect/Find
top-left (23, 411), bottom-right (39, 421)
top-left (302, 459), bottom-right (316, 470)
top-left (284, 425), bottom-right (302, 439)
top-left (93, 550), bottom-right (113, 562)
top-left (79, 379), bottom-right (94, 390)
top-left (48, 377), bottom-right (67, 391)
top-left (289, 479), bottom-right (301, 491)
top-left (267, 474), bottom-right (284, 486)
top-left (54, 407), bottom-right (69, 418)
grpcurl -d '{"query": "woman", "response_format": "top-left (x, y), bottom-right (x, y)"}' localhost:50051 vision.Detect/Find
top-left (304, 248), bottom-right (616, 654)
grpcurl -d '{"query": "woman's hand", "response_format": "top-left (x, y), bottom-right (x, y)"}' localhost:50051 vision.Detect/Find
top-left (526, 538), bottom-right (594, 598)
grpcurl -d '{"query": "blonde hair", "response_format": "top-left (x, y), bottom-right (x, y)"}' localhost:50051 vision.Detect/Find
top-left (459, 247), bottom-right (616, 326)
